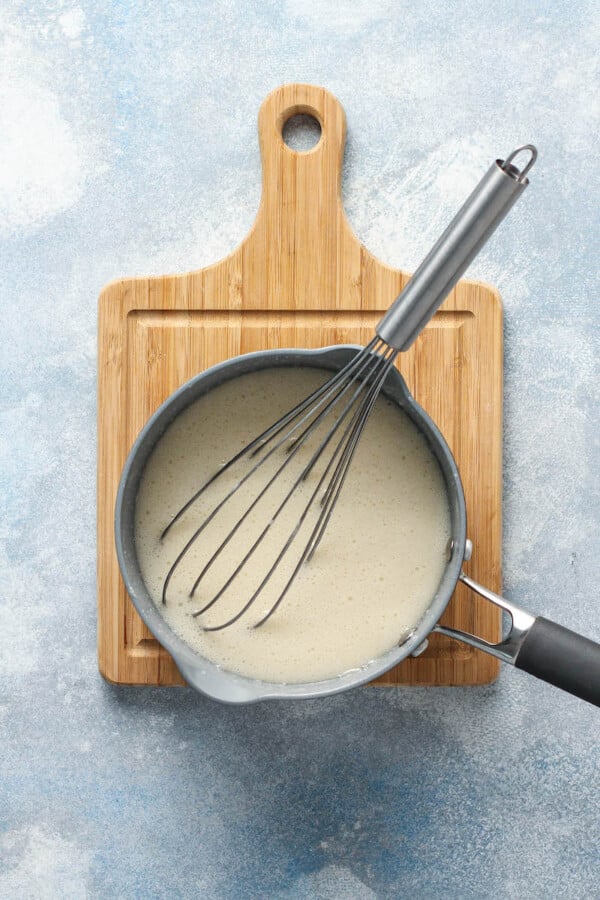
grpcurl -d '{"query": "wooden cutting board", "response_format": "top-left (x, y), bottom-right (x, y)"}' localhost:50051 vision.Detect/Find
top-left (98, 83), bottom-right (502, 687)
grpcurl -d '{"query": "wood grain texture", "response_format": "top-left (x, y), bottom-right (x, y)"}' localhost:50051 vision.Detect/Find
top-left (98, 83), bottom-right (502, 687)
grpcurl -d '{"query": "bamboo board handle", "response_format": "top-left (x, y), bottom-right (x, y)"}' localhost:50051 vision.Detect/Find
top-left (242, 84), bottom-right (359, 311)
top-left (257, 83), bottom-right (346, 226)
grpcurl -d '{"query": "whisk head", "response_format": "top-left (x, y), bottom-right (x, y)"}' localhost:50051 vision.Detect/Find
top-left (160, 336), bottom-right (398, 629)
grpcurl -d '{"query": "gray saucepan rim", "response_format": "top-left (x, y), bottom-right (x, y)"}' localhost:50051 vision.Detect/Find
top-left (114, 345), bottom-right (467, 703)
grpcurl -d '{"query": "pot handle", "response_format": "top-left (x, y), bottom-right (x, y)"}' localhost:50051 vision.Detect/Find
top-left (434, 572), bottom-right (600, 707)
top-left (513, 617), bottom-right (600, 707)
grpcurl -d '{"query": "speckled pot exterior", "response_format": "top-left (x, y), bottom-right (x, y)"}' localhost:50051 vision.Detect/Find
top-left (115, 346), bottom-right (467, 703)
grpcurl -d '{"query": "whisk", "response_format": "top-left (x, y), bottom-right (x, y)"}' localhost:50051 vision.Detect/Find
top-left (161, 146), bottom-right (537, 629)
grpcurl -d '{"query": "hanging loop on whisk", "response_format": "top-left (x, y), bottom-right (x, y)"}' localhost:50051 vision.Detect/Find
top-left (501, 144), bottom-right (538, 183)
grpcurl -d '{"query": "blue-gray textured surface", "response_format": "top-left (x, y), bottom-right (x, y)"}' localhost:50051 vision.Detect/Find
top-left (1, 1), bottom-right (599, 897)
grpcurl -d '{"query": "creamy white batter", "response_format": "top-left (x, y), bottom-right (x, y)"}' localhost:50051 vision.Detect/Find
top-left (134, 367), bottom-right (451, 683)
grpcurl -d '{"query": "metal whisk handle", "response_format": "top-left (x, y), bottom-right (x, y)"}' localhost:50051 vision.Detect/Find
top-left (376, 145), bottom-right (537, 351)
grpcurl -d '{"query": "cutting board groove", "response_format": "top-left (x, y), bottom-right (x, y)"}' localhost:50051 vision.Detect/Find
top-left (98, 83), bottom-right (502, 687)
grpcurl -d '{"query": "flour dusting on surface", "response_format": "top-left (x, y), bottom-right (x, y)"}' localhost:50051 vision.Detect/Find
top-left (0, 23), bottom-right (88, 236)
top-left (0, 826), bottom-right (89, 899)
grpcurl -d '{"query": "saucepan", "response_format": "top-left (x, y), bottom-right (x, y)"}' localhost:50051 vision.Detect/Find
top-left (115, 345), bottom-right (600, 707)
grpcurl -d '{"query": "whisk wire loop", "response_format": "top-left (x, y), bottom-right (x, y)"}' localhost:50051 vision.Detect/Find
top-left (199, 344), bottom-right (398, 631)
top-left (160, 339), bottom-right (382, 604)
top-left (189, 341), bottom-right (387, 605)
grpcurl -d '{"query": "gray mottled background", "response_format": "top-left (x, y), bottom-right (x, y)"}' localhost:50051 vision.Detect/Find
top-left (1, 1), bottom-right (599, 898)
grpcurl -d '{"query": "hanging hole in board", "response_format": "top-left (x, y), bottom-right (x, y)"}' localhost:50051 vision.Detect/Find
top-left (282, 114), bottom-right (322, 152)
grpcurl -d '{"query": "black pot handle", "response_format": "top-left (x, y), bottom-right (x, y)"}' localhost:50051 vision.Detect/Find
top-left (514, 617), bottom-right (600, 707)
top-left (434, 571), bottom-right (600, 707)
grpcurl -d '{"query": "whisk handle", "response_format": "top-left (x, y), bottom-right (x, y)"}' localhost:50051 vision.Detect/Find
top-left (376, 145), bottom-right (537, 351)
